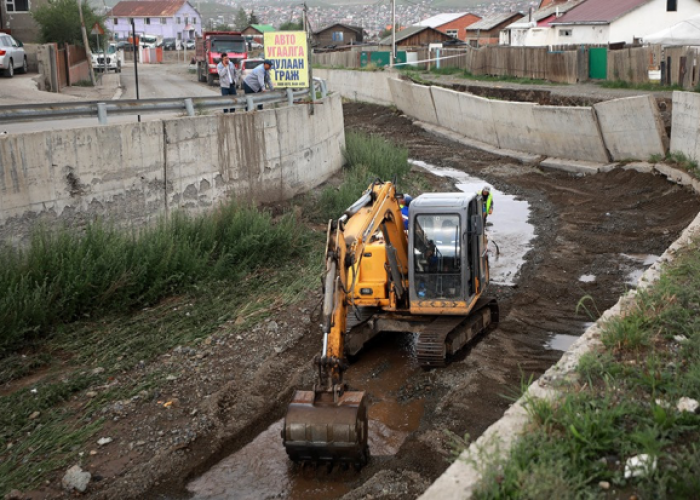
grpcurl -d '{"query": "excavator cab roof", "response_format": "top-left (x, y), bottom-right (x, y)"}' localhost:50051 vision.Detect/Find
top-left (410, 191), bottom-right (475, 209)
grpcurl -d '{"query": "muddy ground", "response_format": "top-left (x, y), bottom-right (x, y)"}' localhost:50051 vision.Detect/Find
top-left (18, 103), bottom-right (700, 500)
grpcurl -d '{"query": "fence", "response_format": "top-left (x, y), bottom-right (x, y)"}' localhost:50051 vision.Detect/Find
top-left (313, 50), bottom-right (361, 68)
top-left (662, 46), bottom-right (700, 90)
top-left (607, 46), bottom-right (651, 84)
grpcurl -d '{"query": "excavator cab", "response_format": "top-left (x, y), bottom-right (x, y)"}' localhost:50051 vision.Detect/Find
top-left (408, 192), bottom-right (488, 315)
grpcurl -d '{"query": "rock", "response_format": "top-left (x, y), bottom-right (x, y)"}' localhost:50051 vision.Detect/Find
top-left (677, 397), bottom-right (699, 413)
top-left (166, 375), bottom-right (178, 381)
top-left (92, 367), bottom-right (105, 375)
top-left (62, 465), bottom-right (91, 493)
top-left (86, 391), bottom-right (98, 398)
top-left (624, 454), bottom-right (657, 479)
top-left (28, 411), bottom-right (40, 420)
top-left (97, 437), bottom-right (113, 446)
top-left (4, 489), bottom-right (24, 500)
top-left (598, 481), bottom-right (610, 490)
top-left (267, 321), bottom-right (279, 333)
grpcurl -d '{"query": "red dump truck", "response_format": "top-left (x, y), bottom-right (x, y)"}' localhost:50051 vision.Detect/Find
top-left (195, 31), bottom-right (248, 86)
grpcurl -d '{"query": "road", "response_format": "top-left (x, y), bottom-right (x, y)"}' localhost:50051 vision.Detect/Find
top-left (1, 63), bottom-right (219, 135)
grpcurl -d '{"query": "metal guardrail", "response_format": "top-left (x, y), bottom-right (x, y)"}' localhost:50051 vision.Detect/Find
top-left (0, 78), bottom-right (328, 125)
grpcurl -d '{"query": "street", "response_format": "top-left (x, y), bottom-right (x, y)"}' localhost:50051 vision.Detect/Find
top-left (1, 63), bottom-right (219, 135)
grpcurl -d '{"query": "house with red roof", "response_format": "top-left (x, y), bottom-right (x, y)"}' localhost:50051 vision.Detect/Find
top-left (414, 13), bottom-right (482, 42)
top-left (549, 0), bottom-right (700, 45)
top-left (501, 0), bottom-right (584, 46)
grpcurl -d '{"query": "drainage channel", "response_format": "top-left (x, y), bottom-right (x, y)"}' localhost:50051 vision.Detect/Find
top-left (184, 163), bottom-right (541, 500)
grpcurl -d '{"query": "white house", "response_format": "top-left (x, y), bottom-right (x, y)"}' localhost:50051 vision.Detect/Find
top-left (107, 0), bottom-right (202, 42)
top-left (500, 0), bottom-right (584, 46)
top-left (549, 0), bottom-right (700, 45)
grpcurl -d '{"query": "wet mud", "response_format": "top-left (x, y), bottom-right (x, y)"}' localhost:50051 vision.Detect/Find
top-left (41, 102), bottom-right (700, 500)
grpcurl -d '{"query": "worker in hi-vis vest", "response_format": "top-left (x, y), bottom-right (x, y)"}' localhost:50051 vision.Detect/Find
top-left (480, 186), bottom-right (493, 223)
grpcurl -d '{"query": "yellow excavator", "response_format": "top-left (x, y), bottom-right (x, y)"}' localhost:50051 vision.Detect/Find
top-left (282, 180), bottom-right (498, 468)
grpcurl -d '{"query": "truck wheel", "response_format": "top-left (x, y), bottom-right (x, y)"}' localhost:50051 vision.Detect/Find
top-left (207, 73), bottom-right (214, 86)
top-left (198, 65), bottom-right (206, 83)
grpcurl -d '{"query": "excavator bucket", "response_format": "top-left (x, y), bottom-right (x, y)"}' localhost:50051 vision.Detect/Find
top-left (282, 390), bottom-right (369, 466)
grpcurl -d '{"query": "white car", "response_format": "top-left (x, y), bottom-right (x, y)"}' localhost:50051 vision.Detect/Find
top-left (0, 33), bottom-right (27, 77)
top-left (92, 44), bottom-right (122, 73)
top-left (237, 58), bottom-right (264, 88)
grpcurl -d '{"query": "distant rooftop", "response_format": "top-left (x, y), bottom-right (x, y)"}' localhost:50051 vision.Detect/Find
top-left (109, 0), bottom-right (194, 18)
top-left (250, 24), bottom-right (275, 33)
top-left (415, 12), bottom-right (479, 28)
top-left (467, 12), bottom-right (524, 31)
top-left (551, 0), bottom-right (654, 24)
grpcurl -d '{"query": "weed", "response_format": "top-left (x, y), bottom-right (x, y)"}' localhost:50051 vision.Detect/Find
top-left (0, 202), bottom-right (309, 355)
top-left (599, 80), bottom-right (683, 91)
top-left (71, 79), bottom-right (94, 87)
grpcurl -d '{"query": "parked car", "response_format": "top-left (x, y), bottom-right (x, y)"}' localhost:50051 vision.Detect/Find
top-left (115, 40), bottom-right (134, 52)
top-left (184, 39), bottom-right (195, 50)
top-left (0, 34), bottom-right (27, 77)
top-left (237, 58), bottom-right (264, 88)
top-left (92, 43), bottom-right (122, 73)
top-left (161, 38), bottom-right (179, 51)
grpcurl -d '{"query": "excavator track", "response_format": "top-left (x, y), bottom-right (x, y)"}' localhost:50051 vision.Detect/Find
top-left (416, 298), bottom-right (499, 368)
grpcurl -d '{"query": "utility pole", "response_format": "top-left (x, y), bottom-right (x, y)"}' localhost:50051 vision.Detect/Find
top-left (78, 0), bottom-right (96, 85)
top-left (390, 0), bottom-right (395, 68)
top-left (304, 2), bottom-right (314, 115)
top-left (131, 18), bottom-right (141, 122)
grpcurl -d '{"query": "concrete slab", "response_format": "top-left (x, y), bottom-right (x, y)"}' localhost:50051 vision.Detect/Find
top-left (670, 91), bottom-right (700, 162)
top-left (622, 161), bottom-right (655, 174)
top-left (410, 83), bottom-right (439, 126)
top-left (417, 121), bottom-right (541, 165)
top-left (533, 106), bottom-right (609, 163)
top-left (314, 69), bottom-right (393, 105)
top-left (539, 157), bottom-right (616, 175)
top-left (594, 95), bottom-right (667, 161)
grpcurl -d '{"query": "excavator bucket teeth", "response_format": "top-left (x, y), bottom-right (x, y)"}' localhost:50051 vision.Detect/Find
top-left (282, 390), bottom-right (369, 466)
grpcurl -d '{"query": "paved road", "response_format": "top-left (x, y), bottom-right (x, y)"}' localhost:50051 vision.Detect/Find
top-left (1, 63), bottom-right (218, 135)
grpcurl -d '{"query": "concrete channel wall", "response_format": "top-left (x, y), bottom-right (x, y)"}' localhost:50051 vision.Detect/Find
top-left (0, 94), bottom-right (345, 245)
top-left (319, 69), bottom-right (671, 164)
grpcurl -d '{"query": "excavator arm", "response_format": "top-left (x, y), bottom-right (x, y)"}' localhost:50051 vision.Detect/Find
top-left (283, 180), bottom-right (408, 467)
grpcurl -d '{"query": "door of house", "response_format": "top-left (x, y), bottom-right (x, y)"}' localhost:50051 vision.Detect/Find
top-left (589, 47), bottom-right (607, 79)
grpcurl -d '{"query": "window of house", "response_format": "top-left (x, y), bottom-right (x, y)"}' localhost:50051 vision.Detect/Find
top-left (161, 17), bottom-right (167, 24)
top-left (559, 29), bottom-right (572, 37)
top-left (176, 17), bottom-right (181, 24)
top-left (332, 31), bottom-right (344, 41)
top-left (446, 29), bottom-right (458, 38)
top-left (114, 17), bottom-right (118, 24)
top-left (145, 17), bottom-right (151, 25)
top-left (667, 0), bottom-right (677, 11)
top-left (6, 0), bottom-right (30, 13)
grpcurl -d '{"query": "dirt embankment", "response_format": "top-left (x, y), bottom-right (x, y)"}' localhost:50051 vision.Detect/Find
top-left (17, 102), bottom-right (700, 500)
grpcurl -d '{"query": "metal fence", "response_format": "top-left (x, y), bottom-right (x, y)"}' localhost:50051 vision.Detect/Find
top-left (0, 79), bottom-right (328, 125)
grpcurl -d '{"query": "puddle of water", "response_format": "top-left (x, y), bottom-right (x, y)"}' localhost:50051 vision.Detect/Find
top-left (579, 274), bottom-right (595, 283)
top-left (545, 333), bottom-right (580, 351)
top-left (409, 160), bottom-right (535, 286)
top-left (620, 253), bottom-right (660, 287)
top-left (188, 334), bottom-right (425, 500)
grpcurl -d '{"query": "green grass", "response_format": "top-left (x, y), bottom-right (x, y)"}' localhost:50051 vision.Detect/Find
top-left (0, 202), bottom-right (309, 356)
top-left (599, 80), bottom-right (683, 91)
top-left (472, 243), bottom-right (700, 499)
top-left (311, 131), bottom-right (410, 220)
top-left (0, 237), bottom-right (323, 495)
top-left (401, 66), bottom-right (564, 86)
top-left (650, 151), bottom-right (700, 180)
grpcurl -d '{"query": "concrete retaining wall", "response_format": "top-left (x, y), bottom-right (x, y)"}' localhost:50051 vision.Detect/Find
top-left (594, 95), bottom-right (668, 161)
top-left (670, 91), bottom-right (700, 161)
top-left (0, 94), bottom-right (345, 245)
top-left (322, 70), bottom-right (675, 164)
top-left (314, 69), bottom-right (394, 106)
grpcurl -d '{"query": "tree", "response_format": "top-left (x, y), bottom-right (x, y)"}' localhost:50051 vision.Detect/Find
top-left (33, 0), bottom-right (107, 49)
top-left (278, 20), bottom-right (303, 31)
top-left (214, 23), bottom-right (234, 31)
top-left (248, 10), bottom-right (259, 25)
top-left (233, 7), bottom-right (248, 30)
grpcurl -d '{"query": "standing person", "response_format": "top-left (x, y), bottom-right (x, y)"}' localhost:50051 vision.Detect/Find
top-left (398, 194), bottom-right (412, 230)
top-left (243, 59), bottom-right (274, 110)
top-left (480, 186), bottom-right (493, 223)
top-left (217, 54), bottom-right (237, 113)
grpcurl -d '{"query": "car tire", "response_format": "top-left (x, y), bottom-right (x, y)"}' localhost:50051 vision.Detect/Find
top-left (5, 59), bottom-right (13, 77)
top-left (18, 57), bottom-right (27, 74)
